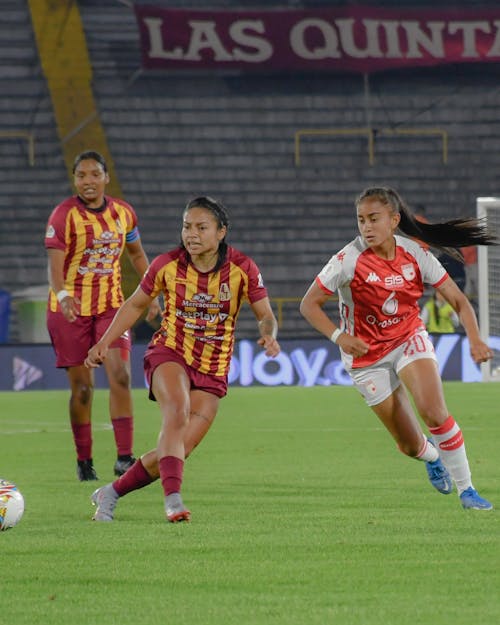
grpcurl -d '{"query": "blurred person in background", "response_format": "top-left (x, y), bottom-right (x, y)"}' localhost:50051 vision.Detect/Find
top-left (421, 290), bottom-right (460, 334)
top-left (44, 150), bottom-right (159, 481)
top-left (86, 196), bottom-right (280, 523)
top-left (301, 186), bottom-right (497, 511)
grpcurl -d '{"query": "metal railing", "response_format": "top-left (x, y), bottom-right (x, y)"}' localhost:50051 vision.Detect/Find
top-left (0, 131), bottom-right (35, 166)
top-left (294, 127), bottom-right (448, 166)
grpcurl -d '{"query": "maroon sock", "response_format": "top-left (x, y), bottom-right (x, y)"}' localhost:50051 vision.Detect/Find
top-left (111, 416), bottom-right (134, 456)
top-left (159, 456), bottom-right (184, 496)
top-left (112, 458), bottom-right (156, 497)
top-left (71, 422), bottom-right (92, 461)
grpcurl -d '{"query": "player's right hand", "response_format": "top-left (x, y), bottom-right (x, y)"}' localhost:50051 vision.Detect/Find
top-left (337, 333), bottom-right (369, 358)
top-left (60, 295), bottom-right (81, 322)
top-left (85, 343), bottom-right (107, 368)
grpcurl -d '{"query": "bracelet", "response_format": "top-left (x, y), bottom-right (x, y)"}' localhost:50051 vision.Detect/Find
top-left (330, 328), bottom-right (343, 344)
top-left (56, 289), bottom-right (70, 303)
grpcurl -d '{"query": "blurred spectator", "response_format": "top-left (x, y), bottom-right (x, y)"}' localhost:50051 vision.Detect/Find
top-left (421, 291), bottom-right (460, 333)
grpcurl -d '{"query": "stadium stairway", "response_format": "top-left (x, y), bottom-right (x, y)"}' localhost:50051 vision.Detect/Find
top-left (0, 0), bottom-right (71, 342)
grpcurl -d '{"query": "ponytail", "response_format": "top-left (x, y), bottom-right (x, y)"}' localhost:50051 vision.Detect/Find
top-left (356, 187), bottom-right (498, 260)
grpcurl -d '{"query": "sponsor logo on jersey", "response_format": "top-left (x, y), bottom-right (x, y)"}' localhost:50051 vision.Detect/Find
top-left (45, 225), bottom-right (55, 238)
top-left (336, 252), bottom-right (346, 262)
top-left (257, 273), bottom-right (265, 288)
top-left (381, 291), bottom-right (398, 315)
top-left (384, 275), bottom-right (404, 287)
top-left (366, 272), bottom-right (381, 283)
top-left (401, 263), bottom-right (416, 280)
top-left (193, 293), bottom-right (213, 303)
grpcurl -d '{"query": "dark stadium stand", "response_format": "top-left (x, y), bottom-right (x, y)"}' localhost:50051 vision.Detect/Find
top-left (2, 1), bottom-right (500, 340)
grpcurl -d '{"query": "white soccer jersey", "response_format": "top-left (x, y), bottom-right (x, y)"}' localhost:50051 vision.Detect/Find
top-left (316, 235), bottom-right (448, 368)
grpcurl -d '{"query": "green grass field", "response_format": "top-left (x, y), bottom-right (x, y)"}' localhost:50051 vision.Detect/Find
top-left (1, 383), bottom-right (499, 625)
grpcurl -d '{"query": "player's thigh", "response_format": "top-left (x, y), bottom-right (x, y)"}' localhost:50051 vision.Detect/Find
top-left (152, 361), bottom-right (191, 418)
top-left (398, 358), bottom-right (448, 424)
top-left (185, 390), bottom-right (220, 455)
top-left (370, 384), bottom-right (424, 451)
top-left (103, 347), bottom-right (131, 389)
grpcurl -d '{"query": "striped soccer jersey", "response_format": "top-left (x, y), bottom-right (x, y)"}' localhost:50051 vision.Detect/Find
top-left (44, 195), bottom-right (138, 316)
top-left (141, 246), bottom-right (268, 376)
top-left (316, 235), bottom-right (448, 368)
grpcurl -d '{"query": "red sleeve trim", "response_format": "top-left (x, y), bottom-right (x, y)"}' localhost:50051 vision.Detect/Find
top-left (315, 275), bottom-right (334, 294)
top-left (432, 272), bottom-right (449, 289)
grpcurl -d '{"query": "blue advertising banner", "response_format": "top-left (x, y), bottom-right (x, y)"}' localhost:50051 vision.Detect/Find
top-left (0, 334), bottom-right (495, 392)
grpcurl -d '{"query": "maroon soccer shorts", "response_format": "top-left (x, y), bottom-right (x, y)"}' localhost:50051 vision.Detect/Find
top-left (47, 308), bottom-right (131, 368)
top-left (144, 343), bottom-right (228, 400)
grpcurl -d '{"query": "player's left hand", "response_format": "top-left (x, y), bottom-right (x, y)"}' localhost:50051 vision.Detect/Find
top-left (257, 336), bottom-right (280, 358)
top-left (469, 339), bottom-right (494, 364)
top-left (145, 297), bottom-right (162, 323)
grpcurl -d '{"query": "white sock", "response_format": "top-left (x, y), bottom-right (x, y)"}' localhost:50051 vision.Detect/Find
top-left (429, 416), bottom-right (472, 494)
top-left (416, 435), bottom-right (439, 462)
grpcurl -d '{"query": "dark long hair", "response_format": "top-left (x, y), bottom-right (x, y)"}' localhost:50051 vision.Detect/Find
top-left (182, 195), bottom-right (229, 272)
top-left (356, 186), bottom-right (498, 260)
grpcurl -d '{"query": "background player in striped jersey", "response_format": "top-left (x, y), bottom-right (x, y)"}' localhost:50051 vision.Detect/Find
top-left (45, 151), bottom-right (159, 481)
top-left (85, 196), bottom-right (280, 522)
top-left (301, 186), bottom-right (497, 511)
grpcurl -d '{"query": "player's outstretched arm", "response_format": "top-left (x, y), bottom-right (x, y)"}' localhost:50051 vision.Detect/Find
top-left (85, 285), bottom-right (153, 367)
top-left (438, 277), bottom-right (493, 364)
top-left (251, 297), bottom-right (280, 357)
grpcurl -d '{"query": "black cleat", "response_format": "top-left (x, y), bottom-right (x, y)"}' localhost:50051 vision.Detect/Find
top-left (113, 455), bottom-right (136, 476)
top-left (77, 459), bottom-right (98, 481)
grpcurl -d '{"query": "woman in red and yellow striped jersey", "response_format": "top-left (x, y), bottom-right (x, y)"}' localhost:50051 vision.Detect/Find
top-left (45, 151), bottom-right (159, 482)
top-left (86, 196), bottom-right (280, 523)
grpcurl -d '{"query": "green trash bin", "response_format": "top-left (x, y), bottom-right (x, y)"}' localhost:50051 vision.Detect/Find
top-left (14, 286), bottom-right (50, 343)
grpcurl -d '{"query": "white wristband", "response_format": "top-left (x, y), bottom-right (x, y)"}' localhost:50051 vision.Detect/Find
top-left (56, 289), bottom-right (70, 303)
top-left (330, 328), bottom-right (343, 344)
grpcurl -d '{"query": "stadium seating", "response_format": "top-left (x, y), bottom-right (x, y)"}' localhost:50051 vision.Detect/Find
top-left (2, 0), bottom-right (500, 340)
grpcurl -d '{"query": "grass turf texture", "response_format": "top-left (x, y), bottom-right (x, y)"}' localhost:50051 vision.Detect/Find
top-left (0, 383), bottom-right (499, 625)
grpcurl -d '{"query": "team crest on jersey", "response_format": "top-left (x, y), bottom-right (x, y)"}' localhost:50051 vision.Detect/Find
top-left (45, 224), bottom-right (55, 238)
top-left (401, 263), bottom-right (416, 280)
top-left (219, 283), bottom-right (231, 301)
top-left (336, 251), bottom-right (346, 262)
top-left (365, 379), bottom-right (377, 395)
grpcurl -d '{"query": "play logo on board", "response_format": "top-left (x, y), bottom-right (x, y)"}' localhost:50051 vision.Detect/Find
top-left (13, 357), bottom-right (43, 391)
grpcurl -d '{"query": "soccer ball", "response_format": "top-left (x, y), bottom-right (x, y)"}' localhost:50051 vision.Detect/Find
top-left (0, 479), bottom-right (25, 531)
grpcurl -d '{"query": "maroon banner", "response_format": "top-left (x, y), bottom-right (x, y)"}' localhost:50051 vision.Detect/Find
top-left (134, 5), bottom-right (500, 73)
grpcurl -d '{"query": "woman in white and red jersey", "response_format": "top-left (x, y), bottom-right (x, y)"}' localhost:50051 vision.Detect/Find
top-left (85, 196), bottom-right (280, 523)
top-left (45, 151), bottom-right (159, 482)
top-left (301, 186), bottom-right (497, 511)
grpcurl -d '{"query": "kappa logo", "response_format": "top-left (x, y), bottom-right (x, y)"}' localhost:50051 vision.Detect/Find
top-left (365, 272), bottom-right (381, 283)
